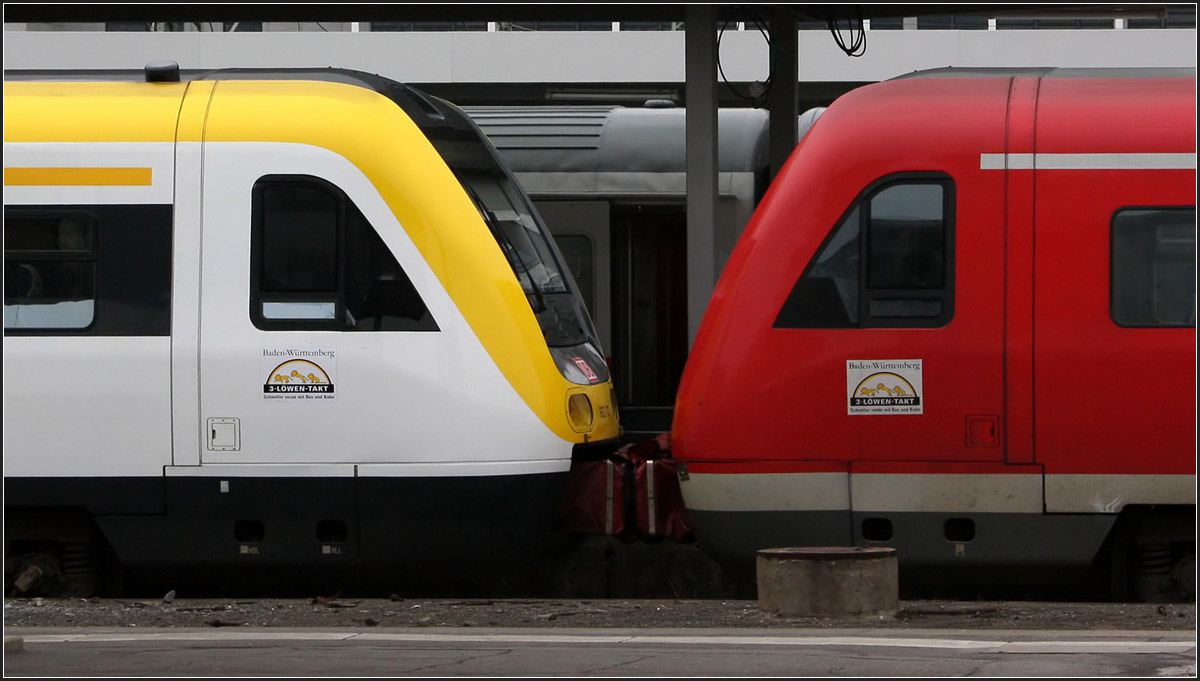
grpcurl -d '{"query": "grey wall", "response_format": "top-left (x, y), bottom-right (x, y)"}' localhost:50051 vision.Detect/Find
top-left (4, 29), bottom-right (1195, 85)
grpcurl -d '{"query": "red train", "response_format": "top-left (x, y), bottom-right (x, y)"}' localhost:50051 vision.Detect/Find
top-left (671, 67), bottom-right (1196, 601)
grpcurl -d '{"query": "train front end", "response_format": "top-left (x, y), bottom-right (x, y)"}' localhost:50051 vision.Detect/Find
top-left (418, 91), bottom-right (621, 452)
top-left (3, 68), bottom-right (621, 597)
top-left (671, 69), bottom-right (1196, 599)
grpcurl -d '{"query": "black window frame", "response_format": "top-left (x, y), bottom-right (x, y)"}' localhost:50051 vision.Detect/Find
top-left (4, 208), bottom-right (98, 332)
top-left (4, 204), bottom-right (173, 337)
top-left (1109, 205), bottom-right (1197, 329)
top-left (774, 172), bottom-right (956, 329)
top-left (249, 175), bottom-right (438, 333)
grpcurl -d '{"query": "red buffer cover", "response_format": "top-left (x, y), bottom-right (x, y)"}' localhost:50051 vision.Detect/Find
top-left (558, 458), bottom-right (627, 536)
top-left (634, 457), bottom-right (694, 542)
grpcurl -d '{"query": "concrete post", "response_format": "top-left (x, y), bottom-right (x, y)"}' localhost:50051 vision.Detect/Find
top-left (757, 547), bottom-right (899, 617)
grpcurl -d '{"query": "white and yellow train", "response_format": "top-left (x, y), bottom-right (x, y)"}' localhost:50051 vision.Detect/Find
top-left (3, 63), bottom-right (620, 596)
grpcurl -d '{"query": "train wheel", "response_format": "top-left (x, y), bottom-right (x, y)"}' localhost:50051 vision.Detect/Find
top-left (1132, 541), bottom-right (1181, 602)
top-left (1106, 508), bottom-right (1197, 603)
top-left (1170, 548), bottom-right (1196, 601)
top-left (4, 508), bottom-right (114, 598)
top-left (58, 536), bottom-right (106, 597)
top-left (6, 544), bottom-right (62, 597)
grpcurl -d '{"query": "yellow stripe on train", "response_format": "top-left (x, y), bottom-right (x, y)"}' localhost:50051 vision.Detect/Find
top-left (4, 167), bottom-right (153, 186)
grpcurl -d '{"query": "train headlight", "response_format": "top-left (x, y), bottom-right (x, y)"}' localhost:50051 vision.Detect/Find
top-left (567, 392), bottom-right (594, 431)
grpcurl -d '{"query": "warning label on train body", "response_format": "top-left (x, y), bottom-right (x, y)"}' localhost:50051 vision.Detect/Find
top-left (847, 359), bottom-right (922, 414)
top-left (262, 348), bottom-right (337, 400)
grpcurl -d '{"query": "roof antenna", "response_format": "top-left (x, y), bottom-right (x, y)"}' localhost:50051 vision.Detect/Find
top-left (145, 61), bottom-right (181, 83)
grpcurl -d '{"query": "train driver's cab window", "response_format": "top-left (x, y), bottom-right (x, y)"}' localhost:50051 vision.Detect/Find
top-left (4, 213), bottom-right (97, 330)
top-left (775, 174), bottom-right (955, 328)
top-left (1111, 207), bottom-right (1196, 327)
top-left (251, 176), bottom-right (437, 331)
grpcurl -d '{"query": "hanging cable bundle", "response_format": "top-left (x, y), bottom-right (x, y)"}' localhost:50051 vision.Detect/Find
top-left (828, 6), bottom-right (867, 57)
top-left (717, 7), bottom-right (775, 108)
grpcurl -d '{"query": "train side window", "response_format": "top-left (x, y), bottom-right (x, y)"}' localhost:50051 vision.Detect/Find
top-left (775, 174), bottom-right (954, 329)
top-left (259, 184), bottom-right (339, 301)
top-left (4, 213), bottom-right (97, 330)
top-left (1111, 207), bottom-right (1196, 327)
top-left (342, 200), bottom-right (437, 331)
top-left (251, 176), bottom-right (438, 332)
top-left (868, 184), bottom-right (945, 290)
top-left (775, 207), bottom-right (861, 327)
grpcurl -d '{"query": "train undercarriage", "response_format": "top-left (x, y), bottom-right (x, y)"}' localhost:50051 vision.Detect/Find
top-left (5, 504), bottom-right (1194, 603)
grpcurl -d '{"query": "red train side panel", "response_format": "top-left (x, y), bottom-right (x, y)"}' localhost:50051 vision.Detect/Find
top-left (672, 67), bottom-right (1196, 599)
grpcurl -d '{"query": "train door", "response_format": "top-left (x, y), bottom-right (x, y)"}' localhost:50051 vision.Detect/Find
top-left (197, 149), bottom-right (355, 468)
top-left (814, 171), bottom-right (1008, 464)
top-left (195, 141), bottom-right (439, 474)
top-left (611, 205), bottom-right (689, 437)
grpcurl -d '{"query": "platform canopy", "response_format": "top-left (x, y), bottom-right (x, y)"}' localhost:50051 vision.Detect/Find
top-left (3, 3), bottom-right (1183, 24)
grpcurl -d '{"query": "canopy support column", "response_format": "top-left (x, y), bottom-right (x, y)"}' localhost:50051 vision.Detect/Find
top-left (768, 9), bottom-right (798, 182)
top-left (685, 4), bottom-right (718, 349)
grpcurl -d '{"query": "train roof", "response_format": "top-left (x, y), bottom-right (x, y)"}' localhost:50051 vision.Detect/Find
top-left (4, 64), bottom-right (479, 140)
top-left (889, 66), bottom-right (1197, 80)
top-left (463, 105), bottom-right (772, 175)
